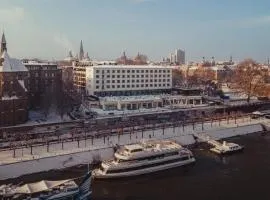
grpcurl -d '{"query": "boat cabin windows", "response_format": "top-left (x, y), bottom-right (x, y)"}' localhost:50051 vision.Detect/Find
top-left (107, 156), bottom-right (190, 174)
top-left (130, 148), bottom-right (143, 153)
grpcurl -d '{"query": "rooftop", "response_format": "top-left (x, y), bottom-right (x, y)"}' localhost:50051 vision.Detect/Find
top-left (124, 144), bottom-right (143, 151)
top-left (91, 64), bottom-right (173, 69)
top-left (0, 51), bottom-right (28, 72)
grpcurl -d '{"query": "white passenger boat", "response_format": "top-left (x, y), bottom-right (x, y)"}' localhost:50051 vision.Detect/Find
top-left (210, 141), bottom-right (244, 155)
top-left (0, 172), bottom-right (92, 200)
top-left (92, 140), bottom-right (195, 179)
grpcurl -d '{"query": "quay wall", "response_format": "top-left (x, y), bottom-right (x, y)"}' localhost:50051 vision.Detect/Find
top-left (0, 119), bottom-right (265, 181)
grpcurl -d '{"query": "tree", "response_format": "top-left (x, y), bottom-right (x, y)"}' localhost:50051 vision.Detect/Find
top-left (232, 59), bottom-right (268, 103)
top-left (193, 67), bottom-right (215, 84)
top-left (172, 69), bottom-right (184, 86)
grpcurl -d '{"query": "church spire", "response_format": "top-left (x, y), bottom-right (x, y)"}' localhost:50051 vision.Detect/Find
top-left (1, 32), bottom-right (7, 54)
top-left (79, 40), bottom-right (84, 60)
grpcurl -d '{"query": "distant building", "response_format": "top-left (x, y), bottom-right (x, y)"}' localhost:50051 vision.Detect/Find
top-left (0, 33), bottom-right (29, 126)
top-left (175, 49), bottom-right (185, 65)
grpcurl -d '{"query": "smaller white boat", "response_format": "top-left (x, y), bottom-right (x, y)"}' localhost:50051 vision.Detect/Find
top-left (210, 141), bottom-right (244, 155)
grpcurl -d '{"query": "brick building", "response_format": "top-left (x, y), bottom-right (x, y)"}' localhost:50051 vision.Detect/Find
top-left (22, 59), bottom-right (62, 109)
top-left (0, 33), bottom-right (29, 126)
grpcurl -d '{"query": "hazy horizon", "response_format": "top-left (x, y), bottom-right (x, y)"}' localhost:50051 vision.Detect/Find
top-left (1, 0), bottom-right (270, 63)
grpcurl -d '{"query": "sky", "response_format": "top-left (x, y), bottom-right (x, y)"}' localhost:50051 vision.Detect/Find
top-left (1, 0), bottom-right (270, 62)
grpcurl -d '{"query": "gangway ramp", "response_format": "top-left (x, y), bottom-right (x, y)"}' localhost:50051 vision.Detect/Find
top-left (193, 133), bottom-right (222, 147)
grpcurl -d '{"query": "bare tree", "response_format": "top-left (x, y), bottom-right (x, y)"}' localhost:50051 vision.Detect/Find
top-left (172, 69), bottom-right (184, 86)
top-left (232, 59), bottom-right (268, 103)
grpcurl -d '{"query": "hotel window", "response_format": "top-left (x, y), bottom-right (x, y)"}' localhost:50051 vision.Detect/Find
top-left (117, 70), bottom-right (120, 73)
top-left (150, 84), bottom-right (153, 87)
top-left (141, 80), bottom-right (144, 83)
top-left (107, 75), bottom-right (110, 78)
top-left (132, 75), bottom-right (135, 78)
top-left (146, 80), bottom-right (148, 83)
top-left (117, 85), bottom-right (120, 88)
top-left (127, 75), bottom-right (130, 78)
top-left (112, 85), bottom-right (115, 88)
top-left (163, 79), bottom-right (166, 82)
top-left (127, 80), bottom-right (130, 83)
top-left (117, 80), bottom-right (120, 83)
top-left (150, 70), bottom-right (153, 73)
top-left (127, 70), bottom-right (130, 73)
top-left (159, 84), bottom-right (161, 87)
top-left (107, 85), bottom-right (110, 88)
top-left (127, 85), bottom-right (130, 88)
top-left (167, 79), bottom-right (170, 82)
top-left (141, 75), bottom-right (144, 78)
top-left (122, 80), bottom-right (125, 83)
top-left (122, 70), bottom-right (125, 73)
top-left (112, 70), bottom-right (115, 73)
top-left (163, 75), bottom-right (166, 77)
top-left (141, 70), bottom-right (144, 73)
top-left (136, 80), bottom-right (139, 83)
top-left (136, 75), bottom-right (139, 78)
top-left (112, 80), bottom-right (115, 83)
top-left (96, 75), bottom-right (99, 78)
top-left (150, 79), bottom-right (153, 82)
top-left (163, 70), bottom-right (166, 73)
top-left (154, 84), bottom-right (157, 87)
top-left (163, 84), bottom-right (166, 87)
top-left (107, 70), bottom-right (110, 73)
top-left (146, 84), bottom-right (148, 87)
top-left (154, 79), bottom-right (157, 82)
top-left (167, 74), bottom-right (170, 77)
top-left (122, 85), bottom-right (125, 88)
top-left (96, 80), bottom-right (99, 84)
top-left (167, 70), bottom-right (170, 73)
top-left (112, 75), bottom-right (115, 78)
top-left (146, 70), bottom-right (148, 73)
top-left (117, 75), bottom-right (120, 78)
top-left (159, 75), bottom-right (161, 77)
top-left (132, 85), bottom-right (135, 87)
top-left (167, 84), bottom-right (170, 86)
top-left (132, 70), bottom-right (135, 73)
top-left (96, 86), bottom-right (99, 89)
top-left (136, 84), bottom-right (139, 87)
top-left (141, 84), bottom-right (144, 87)
top-left (122, 75), bottom-right (125, 78)
top-left (159, 70), bottom-right (162, 73)
top-left (96, 70), bottom-right (100, 73)
top-left (132, 80), bottom-right (135, 83)
top-left (146, 75), bottom-right (148, 78)
top-left (136, 70), bottom-right (140, 73)
top-left (154, 70), bottom-right (157, 73)
top-left (107, 80), bottom-right (110, 83)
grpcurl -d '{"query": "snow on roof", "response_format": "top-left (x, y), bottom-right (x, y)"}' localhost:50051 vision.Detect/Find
top-left (0, 51), bottom-right (28, 72)
top-left (15, 179), bottom-right (77, 194)
top-left (1, 95), bottom-right (18, 100)
top-left (92, 64), bottom-right (173, 69)
top-left (125, 144), bottom-right (143, 151)
top-left (18, 80), bottom-right (27, 92)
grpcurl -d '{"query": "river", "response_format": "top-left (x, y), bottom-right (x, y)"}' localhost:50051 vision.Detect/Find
top-left (93, 132), bottom-right (270, 200)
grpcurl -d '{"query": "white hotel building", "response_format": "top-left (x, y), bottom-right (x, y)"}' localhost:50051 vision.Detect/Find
top-left (81, 65), bottom-right (173, 96)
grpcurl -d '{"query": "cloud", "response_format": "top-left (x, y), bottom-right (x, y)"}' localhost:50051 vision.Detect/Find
top-left (0, 7), bottom-right (25, 24)
top-left (53, 33), bottom-right (74, 53)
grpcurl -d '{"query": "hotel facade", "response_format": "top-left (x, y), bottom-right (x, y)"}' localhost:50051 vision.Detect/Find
top-left (78, 65), bottom-right (173, 96)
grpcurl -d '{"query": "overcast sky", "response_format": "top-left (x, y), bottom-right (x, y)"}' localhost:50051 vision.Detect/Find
top-left (1, 0), bottom-right (270, 62)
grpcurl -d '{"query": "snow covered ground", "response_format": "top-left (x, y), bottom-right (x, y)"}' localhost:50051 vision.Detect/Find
top-left (26, 111), bottom-right (71, 125)
top-left (0, 117), bottom-right (267, 180)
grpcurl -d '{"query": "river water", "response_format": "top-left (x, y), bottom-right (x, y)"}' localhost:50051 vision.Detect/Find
top-left (93, 132), bottom-right (270, 200)
top-left (1, 132), bottom-right (270, 200)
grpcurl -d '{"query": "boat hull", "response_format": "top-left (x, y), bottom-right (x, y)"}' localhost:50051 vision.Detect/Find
top-left (92, 158), bottom-right (196, 179)
top-left (210, 146), bottom-right (244, 155)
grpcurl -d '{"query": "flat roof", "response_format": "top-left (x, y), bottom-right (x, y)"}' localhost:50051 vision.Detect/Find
top-left (91, 65), bottom-right (173, 69)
